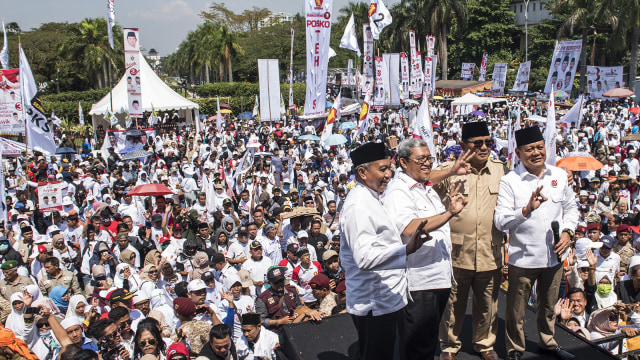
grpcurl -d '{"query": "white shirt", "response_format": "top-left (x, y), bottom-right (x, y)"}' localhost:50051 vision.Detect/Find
top-left (383, 170), bottom-right (452, 291)
top-left (595, 250), bottom-right (621, 279)
top-left (339, 182), bottom-right (408, 316)
top-left (237, 327), bottom-right (279, 360)
top-left (494, 164), bottom-right (579, 268)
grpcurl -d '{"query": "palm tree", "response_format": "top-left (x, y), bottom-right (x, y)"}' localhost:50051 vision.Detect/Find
top-left (424, 0), bottom-right (468, 80)
top-left (607, 0), bottom-right (638, 90)
top-left (217, 25), bottom-right (242, 82)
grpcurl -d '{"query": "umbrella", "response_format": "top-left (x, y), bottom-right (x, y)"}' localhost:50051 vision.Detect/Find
top-left (119, 147), bottom-right (137, 154)
top-left (128, 184), bottom-right (174, 196)
top-left (433, 96), bottom-right (445, 100)
top-left (404, 99), bottom-right (420, 105)
top-left (237, 112), bottom-right (255, 120)
top-left (298, 134), bottom-right (321, 141)
top-left (553, 90), bottom-right (569, 99)
top-left (324, 134), bottom-right (348, 146)
top-left (470, 110), bottom-right (486, 117)
top-left (630, 107), bottom-right (640, 114)
top-left (254, 152), bottom-right (275, 157)
top-left (219, 103), bottom-right (231, 109)
top-left (207, 115), bottom-right (221, 121)
top-left (120, 150), bottom-right (153, 161)
top-left (124, 129), bottom-right (145, 137)
top-left (444, 145), bottom-right (462, 158)
top-left (603, 88), bottom-right (635, 98)
top-left (55, 147), bottom-right (77, 154)
top-left (528, 115), bottom-right (547, 123)
top-left (339, 121), bottom-right (357, 129)
top-left (220, 109), bottom-right (233, 114)
top-left (556, 156), bottom-right (603, 171)
top-left (325, 101), bottom-right (333, 108)
top-left (623, 134), bottom-right (640, 141)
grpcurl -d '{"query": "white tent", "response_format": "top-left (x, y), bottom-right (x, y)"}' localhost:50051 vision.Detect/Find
top-left (89, 56), bottom-right (200, 132)
top-left (451, 93), bottom-right (486, 106)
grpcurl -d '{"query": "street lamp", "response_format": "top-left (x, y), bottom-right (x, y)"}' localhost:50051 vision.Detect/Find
top-left (524, 0), bottom-right (530, 62)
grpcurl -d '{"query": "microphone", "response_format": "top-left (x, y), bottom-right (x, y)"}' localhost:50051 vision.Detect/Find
top-left (551, 221), bottom-right (561, 261)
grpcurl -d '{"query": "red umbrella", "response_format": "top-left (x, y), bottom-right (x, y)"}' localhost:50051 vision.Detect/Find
top-left (603, 88), bottom-right (635, 98)
top-left (128, 184), bottom-right (174, 196)
top-left (630, 107), bottom-right (640, 114)
top-left (219, 103), bottom-right (231, 109)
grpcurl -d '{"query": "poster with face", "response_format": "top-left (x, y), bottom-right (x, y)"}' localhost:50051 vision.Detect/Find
top-left (123, 28), bottom-right (143, 118)
top-left (0, 69), bottom-right (24, 133)
top-left (544, 40), bottom-right (582, 93)
top-left (586, 66), bottom-right (623, 99)
top-left (39, 181), bottom-right (64, 212)
top-left (512, 61), bottom-right (531, 91)
top-left (461, 63), bottom-right (475, 81)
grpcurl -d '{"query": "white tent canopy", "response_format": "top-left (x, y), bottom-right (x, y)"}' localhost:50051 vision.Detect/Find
top-left (89, 56), bottom-right (200, 131)
top-left (451, 93), bottom-right (487, 106)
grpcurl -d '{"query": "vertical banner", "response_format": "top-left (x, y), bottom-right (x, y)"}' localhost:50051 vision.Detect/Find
top-left (415, 51), bottom-right (423, 98)
top-left (0, 145), bottom-right (5, 224)
top-left (478, 53), bottom-right (488, 81)
top-left (544, 40), bottom-right (582, 93)
top-left (123, 28), bottom-right (142, 119)
top-left (424, 57), bottom-right (433, 99)
top-left (362, 24), bottom-right (374, 97)
top-left (373, 56), bottom-right (386, 110)
top-left (304, 0), bottom-right (333, 116)
top-left (545, 88), bottom-right (556, 165)
top-left (400, 52), bottom-right (410, 102)
top-left (461, 63), bottom-right (475, 81)
top-left (258, 59), bottom-right (281, 121)
top-left (426, 36), bottom-right (436, 57)
top-left (491, 63), bottom-right (507, 96)
top-left (0, 69), bottom-right (23, 133)
top-left (586, 66), bottom-right (623, 99)
top-left (512, 61), bottom-right (531, 91)
top-left (409, 31), bottom-right (421, 99)
top-left (288, 27), bottom-right (294, 109)
top-left (388, 53), bottom-right (400, 106)
top-left (432, 56), bottom-right (438, 96)
top-left (107, 0), bottom-right (115, 49)
top-left (347, 59), bottom-right (354, 86)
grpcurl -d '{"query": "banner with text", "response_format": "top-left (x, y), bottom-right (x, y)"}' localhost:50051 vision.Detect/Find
top-left (305, 0), bottom-right (333, 116)
top-left (38, 181), bottom-right (64, 212)
top-left (461, 63), bottom-right (475, 81)
top-left (586, 66), bottom-right (623, 99)
top-left (387, 53), bottom-right (400, 106)
top-left (100, 128), bottom-right (156, 154)
top-left (373, 56), bottom-right (386, 110)
top-left (492, 62), bottom-right (507, 96)
top-left (478, 53), bottom-right (488, 81)
top-left (0, 69), bottom-right (23, 133)
top-left (426, 36), bottom-right (436, 57)
top-left (409, 31), bottom-right (422, 99)
top-left (123, 28), bottom-right (142, 118)
top-left (400, 52), bottom-right (410, 102)
top-left (424, 57), bottom-right (434, 99)
top-left (512, 61), bottom-right (531, 91)
top-left (362, 24), bottom-right (374, 97)
top-left (544, 39), bottom-right (582, 93)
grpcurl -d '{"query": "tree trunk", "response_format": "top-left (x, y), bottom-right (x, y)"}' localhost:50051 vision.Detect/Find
top-left (630, 25), bottom-right (639, 93)
top-left (578, 29), bottom-right (588, 95)
top-left (228, 57), bottom-right (233, 83)
top-left (219, 60), bottom-right (224, 83)
top-left (102, 59), bottom-right (109, 89)
top-left (441, 23), bottom-right (449, 81)
top-left (205, 63), bottom-right (210, 83)
top-left (226, 46), bottom-right (233, 83)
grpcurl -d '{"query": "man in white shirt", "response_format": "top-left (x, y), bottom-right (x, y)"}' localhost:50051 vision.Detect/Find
top-left (595, 235), bottom-right (621, 280)
top-left (241, 241), bottom-right (272, 295)
top-left (494, 126), bottom-right (579, 360)
top-left (339, 142), bottom-right (431, 360)
top-left (383, 138), bottom-right (467, 360)
top-left (237, 312), bottom-right (280, 360)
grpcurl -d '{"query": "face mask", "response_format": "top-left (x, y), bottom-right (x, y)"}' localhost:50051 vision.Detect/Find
top-left (246, 178), bottom-right (253, 184)
top-left (283, 186), bottom-right (290, 192)
top-left (39, 330), bottom-right (52, 338)
top-left (265, 161), bottom-right (271, 165)
top-left (0, 244), bottom-right (8, 252)
top-left (597, 283), bottom-right (612, 295)
top-left (118, 272), bottom-right (125, 280)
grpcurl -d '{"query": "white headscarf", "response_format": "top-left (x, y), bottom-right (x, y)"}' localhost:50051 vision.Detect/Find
top-left (149, 289), bottom-right (177, 329)
top-left (65, 294), bottom-right (88, 322)
top-left (6, 292), bottom-right (36, 345)
top-left (594, 272), bottom-right (618, 309)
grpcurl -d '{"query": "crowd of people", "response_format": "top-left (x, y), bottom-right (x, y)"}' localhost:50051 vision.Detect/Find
top-left (0, 94), bottom-right (640, 360)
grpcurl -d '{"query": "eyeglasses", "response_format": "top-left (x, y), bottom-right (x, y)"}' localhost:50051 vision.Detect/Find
top-left (119, 319), bottom-right (132, 330)
top-left (37, 322), bottom-right (50, 329)
top-left (104, 328), bottom-right (121, 340)
top-left (139, 339), bottom-right (156, 347)
top-left (466, 139), bottom-right (494, 148)
top-left (405, 156), bottom-right (434, 165)
top-left (149, 270), bottom-right (158, 274)
top-left (578, 268), bottom-right (590, 273)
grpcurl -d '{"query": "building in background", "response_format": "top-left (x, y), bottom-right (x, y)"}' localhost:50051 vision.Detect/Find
top-left (258, 12), bottom-right (293, 30)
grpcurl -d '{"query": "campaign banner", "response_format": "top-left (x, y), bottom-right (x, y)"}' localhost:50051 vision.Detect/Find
top-left (387, 53), bottom-right (400, 106)
top-left (347, 59), bottom-right (353, 86)
top-left (512, 61), bottom-right (531, 91)
top-left (461, 63), bottom-right (475, 81)
top-left (426, 36), bottom-right (436, 57)
top-left (258, 59), bottom-right (281, 121)
top-left (400, 52), bottom-right (410, 102)
top-left (409, 31), bottom-right (422, 99)
top-left (544, 39), bottom-right (582, 93)
top-left (491, 63), bottom-right (507, 96)
top-left (100, 128), bottom-right (156, 154)
top-left (304, 0), bottom-right (333, 116)
top-left (0, 69), bottom-right (24, 133)
top-left (478, 53), bottom-right (488, 81)
top-left (362, 24), bottom-right (374, 97)
top-left (586, 66), bottom-right (623, 99)
top-left (432, 56), bottom-right (438, 96)
top-left (424, 57), bottom-right (434, 99)
top-left (123, 28), bottom-right (142, 118)
top-left (38, 181), bottom-right (64, 212)
top-left (373, 56), bottom-right (386, 110)
top-left (107, 0), bottom-right (115, 49)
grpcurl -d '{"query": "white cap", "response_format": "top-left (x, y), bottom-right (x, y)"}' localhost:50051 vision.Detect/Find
top-left (60, 317), bottom-right (83, 330)
top-left (317, 180), bottom-right (327, 188)
top-left (187, 279), bottom-right (207, 292)
top-left (630, 256), bottom-right (640, 272)
top-left (574, 237), bottom-right (603, 260)
top-left (132, 292), bottom-right (150, 305)
top-left (87, 195), bottom-right (95, 201)
top-left (161, 175), bottom-right (169, 181)
top-left (297, 230), bottom-right (308, 238)
top-left (576, 260), bottom-right (590, 269)
top-left (62, 196), bottom-right (73, 206)
top-left (56, 173), bottom-right (63, 180)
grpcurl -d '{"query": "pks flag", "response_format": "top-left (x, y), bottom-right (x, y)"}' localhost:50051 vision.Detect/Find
top-left (280, 93), bottom-right (286, 115)
top-left (368, 0), bottom-right (392, 40)
top-left (412, 96), bottom-right (437, 166)
top-left (359, 91), bottom-right (371, 122)
top-left (149, 103), bottom-right (159, 125)
top-left (0, 22), bottom-right (8, 69)
top-left (559, 95), bottom-right (584, 127)
top-left (322, 92), bottom-right (341, 143)
top-left (78, 101), bottom-right (84, 126)
top-left (216, 96), bottom-right (224, 132)
top-left (544, 86), bottom-right (556, 165)
top-left (19, 45), bottom-right (56, 155)
top-left (107, 0), bottom-right (116, 49)
top-left (123, 107), bottom-right (132, 128)
top-left (340, 13), bottom-right (361, 56)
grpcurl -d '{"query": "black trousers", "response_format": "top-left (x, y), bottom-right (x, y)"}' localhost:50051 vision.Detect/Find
top-left (400, 288), bottom-right (452, 360)
top-left (351, 309), bottom-right (402, 360)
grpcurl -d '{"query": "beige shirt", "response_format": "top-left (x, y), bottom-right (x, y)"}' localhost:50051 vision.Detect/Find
top-left (0, 275), bottom-right (34, 301)
top-left (434, 158), bottom-right (505, 271)
top-left (39, 269), bottom-right (82, 296)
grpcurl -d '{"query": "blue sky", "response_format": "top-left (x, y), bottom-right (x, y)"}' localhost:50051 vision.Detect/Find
top-left (3, 0), bottom-right (398, 56)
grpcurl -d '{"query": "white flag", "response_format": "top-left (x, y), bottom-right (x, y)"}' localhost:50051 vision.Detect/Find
top-left (322, 92), bottom-right (341, 143)
top-left (19, 45), bottom-right (56, 155)
top-left (107, 0), bottom-right (116, 49)
top-left (340, 13), bottom-right (361, 57)
top-left (253, 95), bottom-right (259, 117)
top-left (0, 22), bottom-right (8, 69)
top-left (368, 0), bottom-right (392, 40)
top-left (412, 96), bottom-right (437, 166)
top-left (559, 95), bottom-right (584, 127)
top-left (51, 112), bottom-right (62, 126)
top-left (216, 96), bottom-right (224, 132)
top-left (544, 87), bottom-right (556, 165)
top-left (78, 101), bottom-right (85, 126)
top-left (508, 107), bottom-right (521, 170)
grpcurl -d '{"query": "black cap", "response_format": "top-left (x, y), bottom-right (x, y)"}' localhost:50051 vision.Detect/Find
top-left (210, 252), bottom-right (225, 264)
top-left (267, 267), bottom-right (286, 283)
top-left (350, 142), bottom-right (387, 168)
top-left (241, 313), bottom-right (261, 326)
top-left (286, 243), bottom-right (300, 253)
top-left (515, 126), bottom-right (544, 147)
top-left (201, 271), bottom-right (215, 282)
top-left (250, 240), bottom-right (262, 249)
top-left (109, 288), bottom-right (134, 301)
top-left (461, 122), bottom-right (490, 141)
top-left (296, 247), bottom-right (310, 257)
top-left (238, 226), bottom-right (248, 235)
top-left (151, 214), bottom-right (163, 223)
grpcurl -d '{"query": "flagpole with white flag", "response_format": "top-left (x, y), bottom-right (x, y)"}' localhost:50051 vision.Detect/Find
top-left (322, 92), bottom-right (341, 143)
top-left (0, 22), bottom-right (8, 69)
top-left (107, 0), bottom-right (116, 49)
top-left (253, 95), bottom-right (259, 118)
top-left (340, 13), bottom-right (361, 56)
top-left (368, 0), bottom-right (392, 40)
top-left (0, 145), bottom-right (6, 224)
top-left (508, 106), bottom-right (521, 170)
top-left (412, 96), bottom-right (438, 166)
top-left (559, 95), bottom-right (584, 128)
top-left (78, 101), bottom-right (85, 126)
top-left (544, 86), bottom-right (557, 165)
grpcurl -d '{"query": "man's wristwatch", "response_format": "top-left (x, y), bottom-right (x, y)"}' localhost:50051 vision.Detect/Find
top-left (562, 228), bottom-right (575, 239)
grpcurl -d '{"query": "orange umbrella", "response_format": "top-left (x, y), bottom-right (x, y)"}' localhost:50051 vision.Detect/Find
top-left (630, 107), bottom-right (640, 114)
top-left (603, 88), bottom-right (635, 98)
top-left (556, 156), bottom-right (603, 171)
top-left (128, 184), bottom-right (174, 196)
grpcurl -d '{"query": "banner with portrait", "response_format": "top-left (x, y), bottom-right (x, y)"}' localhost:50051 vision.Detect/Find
top-left (99, 128), bottom-right (156, 154)
top-left (373, 56), bottom-right (387, 110)
top-left (461, 63), bottom-right (475, 81)
top-left (400, 52), bottom-right (410, 102)
top-left (424, 57), bottom-right (434, 99)
top-left (385, 53), bottom-right (400, 106)
top-left (0, 69), bottom-right (23, 133)
top-left (512, 61), bottom-right (531, 91)
top-left (362, 24), bottom-right (374, 97)
top-left (38, 181), bottom-right (65, 212)
top-left (544, 40), bottom-right (582, 93)
top-left (409, 31), bottom-right (422, 99)
top-left (426, 35), bottom-right (436, 57)
top-left (491, 63), bottom-right (507, 96)
top-left (304, 0), bottom-right (333, 116)
top-left (478, 53), bottom-right (488, 81)
top-left (586, 66), bottom-right (623, 99)
top-left (123, 28), bottom-right (143, 118)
